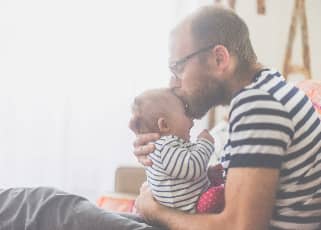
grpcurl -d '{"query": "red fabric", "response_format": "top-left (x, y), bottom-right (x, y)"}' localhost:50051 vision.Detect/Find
top-left (196, 185), bottom-right (225, 213)
top-left (197, 163), bottom-right (225, 213)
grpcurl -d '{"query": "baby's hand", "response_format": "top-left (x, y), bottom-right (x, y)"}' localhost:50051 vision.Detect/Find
top-left (197, 129), bottom-right (214, 144)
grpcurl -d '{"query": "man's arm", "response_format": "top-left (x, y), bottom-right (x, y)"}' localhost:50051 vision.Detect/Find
top-left (136, 167), bottom-right (279, 230)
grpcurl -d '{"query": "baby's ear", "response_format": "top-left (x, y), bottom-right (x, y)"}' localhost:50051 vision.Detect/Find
top-left (157, 117), bottom-right (170, 133)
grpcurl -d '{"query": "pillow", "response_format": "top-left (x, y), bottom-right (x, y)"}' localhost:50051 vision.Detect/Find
top-left (97, 193), bottom-right (136, 213)
top-left (296, 80), bottom-right (321, 115)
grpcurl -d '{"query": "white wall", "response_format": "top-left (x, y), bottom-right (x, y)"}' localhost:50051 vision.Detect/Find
top-left (218, 0), bottom-right (320, 80)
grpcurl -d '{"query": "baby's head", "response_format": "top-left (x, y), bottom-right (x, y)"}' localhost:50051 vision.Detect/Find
top-left (129, 88), bottom-right (194, 141)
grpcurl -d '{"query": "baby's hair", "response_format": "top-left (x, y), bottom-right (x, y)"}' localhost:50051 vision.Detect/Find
top-left (129, 88), bottom-right (184, 134)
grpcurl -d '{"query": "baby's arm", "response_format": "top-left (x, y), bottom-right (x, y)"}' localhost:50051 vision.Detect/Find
top-left (156, 133), bottom-right (214, 180)
top-left (197, 129), bottom-right (215, 144)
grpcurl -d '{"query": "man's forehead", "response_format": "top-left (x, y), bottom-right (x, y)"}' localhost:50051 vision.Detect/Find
top-left (168, 22), bottom-right (194, 63)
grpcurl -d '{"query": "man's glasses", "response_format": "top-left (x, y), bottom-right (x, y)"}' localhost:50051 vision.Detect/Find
top-left (169, 43), bottom-right (216, 80)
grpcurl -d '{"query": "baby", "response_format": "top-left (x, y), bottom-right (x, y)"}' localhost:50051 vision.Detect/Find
top-left (129, 88), bottom-right (223, 213)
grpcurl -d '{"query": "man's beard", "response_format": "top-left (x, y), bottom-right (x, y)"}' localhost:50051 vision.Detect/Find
top-left (175, 76), bottom-right (228, 119)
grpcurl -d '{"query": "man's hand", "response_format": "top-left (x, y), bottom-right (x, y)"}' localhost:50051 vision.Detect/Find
top-left (133, 133), bottom-right (160, 166)
top-left (135, 182), bottom-right (161, 223)
top-left (197, 129), bottom-right (214, 144)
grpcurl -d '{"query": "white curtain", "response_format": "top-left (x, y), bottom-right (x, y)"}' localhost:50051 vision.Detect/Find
top-left (0, 0), bottom-right (207, 201)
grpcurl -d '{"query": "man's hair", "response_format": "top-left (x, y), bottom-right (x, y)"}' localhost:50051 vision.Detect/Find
top-left (129, 88), bottom-right (181, 134)
top-left (189, 6), bottom-right (257, 69)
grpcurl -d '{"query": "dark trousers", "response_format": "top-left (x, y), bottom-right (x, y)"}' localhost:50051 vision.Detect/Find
top-left (0, 187), bottom-right (164, 230)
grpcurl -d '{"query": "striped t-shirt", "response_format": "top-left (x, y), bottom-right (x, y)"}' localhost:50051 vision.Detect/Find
top-left (146, 135), bottom-right (215, 213)
top-left (221, 69), bottom-right (321, 229)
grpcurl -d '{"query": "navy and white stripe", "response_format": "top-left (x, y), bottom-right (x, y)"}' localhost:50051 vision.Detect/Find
top-left (222, 69), bottom-right (321, 229)
top-left (146, 135), bottom-right (215, 213)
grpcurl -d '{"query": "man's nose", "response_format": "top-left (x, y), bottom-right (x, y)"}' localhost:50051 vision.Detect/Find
top-left (169, 75), bottom-right (181, 89)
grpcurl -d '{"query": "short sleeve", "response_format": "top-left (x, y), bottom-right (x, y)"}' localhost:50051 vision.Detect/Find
top-left (227, 90), bottom-right (294, 169)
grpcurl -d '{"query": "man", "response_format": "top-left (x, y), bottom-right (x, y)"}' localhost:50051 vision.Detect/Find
top-left (133, 5), bottom-right (321, 230)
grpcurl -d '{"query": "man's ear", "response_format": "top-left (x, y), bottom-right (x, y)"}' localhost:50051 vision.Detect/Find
top-left (211, 45), bottom-right (230, 73)
top-left (157, 117), bottom-right (170, 133)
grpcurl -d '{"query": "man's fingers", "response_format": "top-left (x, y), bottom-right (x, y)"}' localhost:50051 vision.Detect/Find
top-left (137, 156), bottom-right (153, 166)
top-left (135, 145), bottom-right (154, 166)
top-left (133, 133), bottom-right (160, 147)
top-left (134, 143), bottom-right (156, 156)
top-left (132, 133), bottom-right (159, 167)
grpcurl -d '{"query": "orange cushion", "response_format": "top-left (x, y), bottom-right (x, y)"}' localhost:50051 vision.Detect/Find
top-left (97, 193), bottom-right (136, 213)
